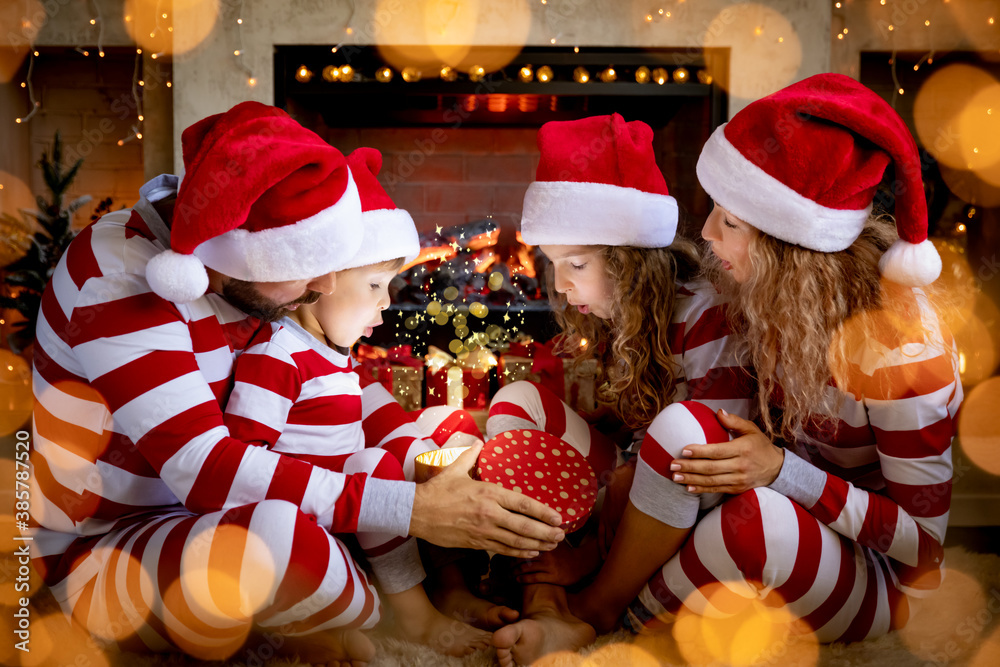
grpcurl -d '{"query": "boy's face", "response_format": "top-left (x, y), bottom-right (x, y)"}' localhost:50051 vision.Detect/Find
top-left (311, 264), bottom-right (397, 348)
top-left (539, 245), bottom-right (614, 319)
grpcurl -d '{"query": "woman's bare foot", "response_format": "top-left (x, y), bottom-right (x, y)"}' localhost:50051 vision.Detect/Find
top-left (394, 606), bottom-right (492, 656)
top-left (492, 609), bottom-right (596, 667)
top-left (432, 580), bottom-right (521, 629)
top-left (266, 628), bottom-right (376, 667)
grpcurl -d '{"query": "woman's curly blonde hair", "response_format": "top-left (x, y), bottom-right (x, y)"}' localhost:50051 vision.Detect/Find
top-left (549, 238), bottom-right (701, 430)
top-left (703, 212), bottom-right (946, 443)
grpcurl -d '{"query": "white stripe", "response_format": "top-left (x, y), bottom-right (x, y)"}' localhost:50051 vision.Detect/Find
top-left (273, 423), bottom-right (364, 457)
top-left (160, 426), bottom-right (230, 504)
top-left (49, 259), bottom-right (81, 321)
top-left (75, 321), bottom-right (193, 380)
top-left (361, 382), bottom-right (395, 420)
top-left (264, 535), bottom-right (353, 629)
top-left (301, 371), bottom-right (360, 399)
top-left (884, 511), bottom-right (921, 567)
top-left (912, 513), bottom-right (949, 546)
top-left (75, 272), bottom-right (152, 309)
top-left (687, 509), bottom-right (755, 616)
top-left (813, 541), bottom-right (869, 641)
top-left (303, 466), bottom-right (348, 530)
top-left (561, 401), bottom-right (592, 458)
top-left (757, 490), bottom-right (799, 594)
top-left (866, 554), bottom-right (892, 640)
top-left (33, 432), bottom-right (178, 507)
top-left (34, 316), bottom-right (84, 377)
top-left (194, 348), bottom-right (236, 385)
top-left (114, 372), bottom-right (217, 442)
top-left (786, 518), bottom-right (845, 619)
top-left (865, 383), bottom-right (957, 432)
top-left (34, 371), bottom-right (110, 436)
top-left (830, 484), bottom-right (870, 541)
top-left (227, 381), bottom-right (295, 434)
top-left (879, 446), bottom-right (952, 487)
top-left (181, 513), bottom-right (250, 630)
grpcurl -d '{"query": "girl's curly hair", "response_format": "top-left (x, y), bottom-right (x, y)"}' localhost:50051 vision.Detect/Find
top-left (550, 238), bottom-right (702, 430)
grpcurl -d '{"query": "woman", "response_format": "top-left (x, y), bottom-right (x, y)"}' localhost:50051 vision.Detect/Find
top-left (500, 74), bottom-right (961, 665)
top-left (486, 113), bottom-right (752, 666)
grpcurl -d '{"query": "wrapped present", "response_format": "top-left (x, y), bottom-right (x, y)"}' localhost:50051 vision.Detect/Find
top-left (500, 339), bottom-right (599, 413)
top-left (477, 429), bottom-right (597, 533)
top-left (425, 346), bottom-right (493, 410)
top-left (356, 344), bottom-right (393, 393)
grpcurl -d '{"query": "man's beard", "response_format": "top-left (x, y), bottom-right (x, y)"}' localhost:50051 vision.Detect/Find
top-left (221, 278), bottom-right (322, 322)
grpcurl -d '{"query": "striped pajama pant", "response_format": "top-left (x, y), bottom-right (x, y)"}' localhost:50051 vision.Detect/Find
top-left (34, 448), bottom-right (418, 659)
top-left (488, 381), bottom-right (909, 642)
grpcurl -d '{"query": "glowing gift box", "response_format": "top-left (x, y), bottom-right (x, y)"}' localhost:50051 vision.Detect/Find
top-left (413, 445), bottom-right (471, 483)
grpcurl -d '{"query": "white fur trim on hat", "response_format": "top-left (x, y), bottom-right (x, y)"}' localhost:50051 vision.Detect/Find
top-left (696, 124), bottom-right (870, 252)
top-left (878, 238), bottom-right (942, 287)
top-left (520, 181), bottom-right (678, 248)
top-left (341, 208), bottom-right (421, 270)
top-left (194, 172), bottom-right (363, 282)
top-left (146, 249), bottom-right (209, 303)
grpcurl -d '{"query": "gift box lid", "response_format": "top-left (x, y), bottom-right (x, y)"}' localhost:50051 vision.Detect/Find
top-left (476, 429), bottom-right (597, 533)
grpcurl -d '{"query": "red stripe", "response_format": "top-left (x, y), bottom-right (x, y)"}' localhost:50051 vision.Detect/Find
top-left (330, 474), bottom-right (367, 534)
top-left (533, 381), bottom-right (567, 437)
top-left (289, 395), bottom-right (361, 426)
top-left (93, 349), bottom-right (203, 413)
top-left (278, 539), bottom-right (365, 633)
top-left (33, 399), bottom-right (110, 464)
top-left (377, 437), bottom-right (424, 467)
top-left (189, 314), bottom-right (240, 354)
top-left (363, 535), bottom-right (410, 558)
top-left (683, 304), bottom-right (732, 351)
top-left (135, 403), bottom-right (225, 470)
top-left (232, 352), bottom-right (300, 403)
top-left (71, 293), bottom-right (180, 346)
top-left (811, 474), bottom-right (847, 521)
top-left (837, 554), bottom-right (882, 642)
top-left (686, 365), bottom-right (755, 402)
top-left (646, 567), bottom-right (685, 616)
top-left (362, 401), bottom-right (408, 445)
top-left (893, 529), bottom-right (945, 591)
top-left (680, 401), bottom-right (731, 443)
top-left (584, 424), bottom-right (618, 482)
top-left (488, 401), bottom-right (535, 424)
top-left (259, 507), bottom-right (327, 621)
top-left (638, 432), bottom-right (676, 476)
top-left (226, 413), bottom-right (282, 447)
top-left (720, 491), bottom-right (767, 584)
top-left (38, 287), bottom-right (73, 348)
top-left (665, 321), bottom-right (685, 356)
top-left (64, 224), bottom-right (102, 290)
top-left (800, 534), bottom-right (857, 633)
top-left (884, 479), bottom-right (951, 518)
top-left (187, 437), bottom-right (249, 513)
top-left (268, 456), bottom-right (323, 507)
top-left (292, 349), bottom-right (352, 383)
top-left (873, 418), bottom-right (955, 458)
top-left (856, 495), bottom-right (898, 553)
top-left (770, 499), bottom-right (824, 606)
top-left (124, 209), bottom-right (155, 240)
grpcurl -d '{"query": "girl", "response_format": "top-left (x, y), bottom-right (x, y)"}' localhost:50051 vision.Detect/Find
top-left (486, 113), bottom-right (752, 666)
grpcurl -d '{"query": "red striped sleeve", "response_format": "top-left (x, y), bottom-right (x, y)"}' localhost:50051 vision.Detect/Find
top-left (64, 224), bottom-right (102, 290)
top-left (288, 395), bottom-right (361, 426)
top-left (71, 294), bottom-right (181, 346)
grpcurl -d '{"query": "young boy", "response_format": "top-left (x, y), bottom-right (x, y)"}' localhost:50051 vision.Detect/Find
top-left (223, 147), bottom-right (491, 657)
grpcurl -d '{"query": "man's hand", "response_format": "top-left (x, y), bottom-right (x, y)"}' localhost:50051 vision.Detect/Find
top-left (409, 443), bottom-right (566, 558)
top-left (669, 410), bottom-right (784, 494)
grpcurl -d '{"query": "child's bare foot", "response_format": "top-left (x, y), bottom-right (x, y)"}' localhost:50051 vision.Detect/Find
top-left (492, 609), bottom-right (596, 667)
top-left (432, 581), bottom-right (520, 629)
top-left (395, 606), bottom-right (492, 656)
top-left (264, 628), bottom-right (376, 667)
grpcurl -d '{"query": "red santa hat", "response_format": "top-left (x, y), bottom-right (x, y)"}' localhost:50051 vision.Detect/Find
top-left (696, 73), bottom-right (940, 287)
top-left (340, 147), bottom-right (420, 270)
top-left (145, 101), bottom-right (363, 303)
top-left (520, 113), bottom-right (678, 248)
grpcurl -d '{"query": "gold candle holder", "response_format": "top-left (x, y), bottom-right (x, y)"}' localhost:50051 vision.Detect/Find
top-left (414, 446), bottom-right (472, 483)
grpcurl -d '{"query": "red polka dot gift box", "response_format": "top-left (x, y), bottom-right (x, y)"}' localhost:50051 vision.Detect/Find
top-left (477, 429), bottom-right (597, 533)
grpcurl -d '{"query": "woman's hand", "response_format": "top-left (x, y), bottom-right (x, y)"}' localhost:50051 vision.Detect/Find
top-left (409, 443), bottom-right (566, 559)
top-left (669, 410), bottom-right (784, 494)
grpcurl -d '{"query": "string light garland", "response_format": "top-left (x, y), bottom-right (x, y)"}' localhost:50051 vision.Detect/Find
top-left (235, 0), bottom-right (255, 87)
top-left (15, 51), bottom-right (40, 124)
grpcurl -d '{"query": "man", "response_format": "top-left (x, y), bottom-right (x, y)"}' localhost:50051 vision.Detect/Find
top-left (30, 102), bottom-right (563, 664)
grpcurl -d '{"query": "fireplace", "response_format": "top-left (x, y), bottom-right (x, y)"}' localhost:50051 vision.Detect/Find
top-left (276, 45), bottom-right (728, 353)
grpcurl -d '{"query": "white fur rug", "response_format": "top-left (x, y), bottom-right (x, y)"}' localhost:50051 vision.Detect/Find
top-left (15, 547), bottom-right (1000, 667)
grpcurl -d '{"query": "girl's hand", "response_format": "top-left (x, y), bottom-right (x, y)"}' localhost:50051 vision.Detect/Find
top-left (669, 410), bottom-right (784, 494)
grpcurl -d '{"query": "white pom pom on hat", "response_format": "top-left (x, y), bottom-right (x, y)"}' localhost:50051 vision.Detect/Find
top-left (145, 250), bottom-right (209, 304)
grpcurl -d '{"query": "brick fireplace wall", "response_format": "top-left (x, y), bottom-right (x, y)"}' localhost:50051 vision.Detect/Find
top-left (302, 104), bottom-right (711, 243)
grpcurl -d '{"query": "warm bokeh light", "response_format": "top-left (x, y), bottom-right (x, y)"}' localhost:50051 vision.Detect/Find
top-left (0, 349), bottom-right (32, 435)
top-left (958, 376), bottom-right (1000, 476)
top-left (953, 294), bottom-right (1000, 387)
top-left (702, 3), bottom-right (802, 104)
top-left (579, 642), bottom-right (659, 666)
top-left (18, 612), bottom-right (111, 667)
top-left (0, 0), bottom-right (41, 83)
top-left (915, 65), bottom-right (999, 171)
top-left (123, 0), bottom-right (218, 56)
top-left (899, 567), bottom-right (987, 661)
top-left (0, 172), bottom-right (35, 265)
top-left (68, 547), bottom-right (152, 642)
top-left (674, 584), bottom-right (818, 666)
top-left (969, 625), bottom-right (1000, 667)
top-left (938, 162), bottom-right (1000, 208)
top-left (35, 380), bottom-right (113, 462)
top-left (375, 0), bottom-right (529, 79)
